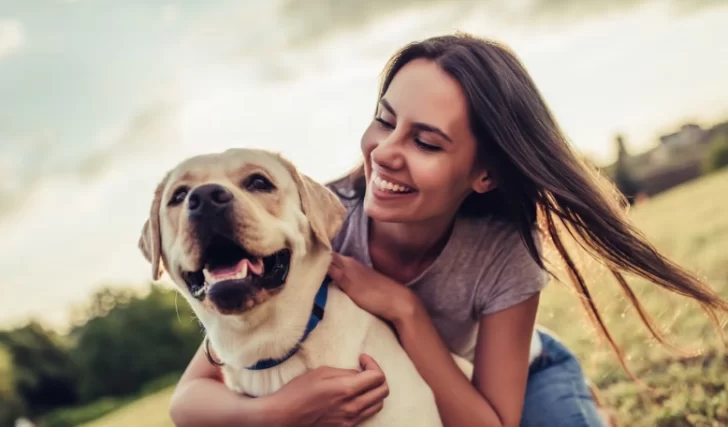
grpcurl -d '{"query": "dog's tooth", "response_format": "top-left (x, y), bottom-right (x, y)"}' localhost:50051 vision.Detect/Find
top-left (192, 283), bottom-right (207, 297)
top-left (203, 268), bottom-right (215, 284)
top-left (233, 262), bottom-right (248, 280)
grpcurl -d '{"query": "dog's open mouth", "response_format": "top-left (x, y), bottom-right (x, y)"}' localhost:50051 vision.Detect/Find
top-left (182, 236), bottom-right (291, 301)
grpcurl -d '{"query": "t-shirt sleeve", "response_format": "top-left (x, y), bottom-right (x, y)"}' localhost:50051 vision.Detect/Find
top-left (328, 189), bottom-right (359, 254)
top-left (472, 228), bottom-right (549, 319)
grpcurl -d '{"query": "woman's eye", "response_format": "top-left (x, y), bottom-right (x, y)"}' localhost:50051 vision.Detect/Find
top-left (415, 139), bottom-right (441, 152)
top-left (169, 187), bottom-right (189, 206)
top-left (375, 117), bottom-right (394, 129)
top-left (245, 174), bottom-right (275, 192)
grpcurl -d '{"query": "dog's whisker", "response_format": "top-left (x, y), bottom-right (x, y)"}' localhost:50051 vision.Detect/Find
top-left (175, 292), bottom-right (181, 324)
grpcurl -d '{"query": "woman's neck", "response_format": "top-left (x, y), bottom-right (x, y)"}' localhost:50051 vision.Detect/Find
top-left (368, 214), bottom-right (456, 282)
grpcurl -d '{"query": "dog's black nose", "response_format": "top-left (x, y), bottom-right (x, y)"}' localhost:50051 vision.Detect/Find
top-left (188, 184), bottom-right (233, 217)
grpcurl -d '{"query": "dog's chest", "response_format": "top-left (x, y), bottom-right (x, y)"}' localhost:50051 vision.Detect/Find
top-left (222, 292), bottom-right (372, 397)
top-left (223, 357), bottom-right (309, 397)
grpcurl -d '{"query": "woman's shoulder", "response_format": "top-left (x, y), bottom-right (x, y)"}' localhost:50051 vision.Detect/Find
top-left (455, 214), bottom-right (544, 260)
top-left (451, 215), bottom-right (549, 317)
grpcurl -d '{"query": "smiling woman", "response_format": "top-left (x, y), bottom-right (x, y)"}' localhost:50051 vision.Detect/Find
top-left (322, 32), bottom-right (728, 427)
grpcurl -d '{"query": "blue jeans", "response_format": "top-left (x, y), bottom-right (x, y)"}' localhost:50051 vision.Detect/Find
top-left (520, 329), bottom-right (606, 427)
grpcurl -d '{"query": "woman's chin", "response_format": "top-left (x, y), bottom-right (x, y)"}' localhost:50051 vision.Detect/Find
top-left (364, 194), bottom-right (416, 223)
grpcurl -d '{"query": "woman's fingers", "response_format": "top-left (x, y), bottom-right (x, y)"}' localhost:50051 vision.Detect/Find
top-left (315, 365), bottom-right (362, 380)
top-left (348, 377), bottom-right (390, 411)
top-left (326, 354), bottom-right (387, 402)
top-left (338, 369), bottom-right (386, 398)
top-left (353, 399), bottom-right (386, 425)
top-left (328, 263), bottom-right (344, 284)
top-left (359, 353), bottom-right (381, 371)
top-left (330, 252), bottom-right (345, 267)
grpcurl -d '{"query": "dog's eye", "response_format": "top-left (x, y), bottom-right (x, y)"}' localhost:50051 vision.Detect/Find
top-left (245, 174), bottom-right (275, 192)
top-left (169, 187), bottom-right (189, 206)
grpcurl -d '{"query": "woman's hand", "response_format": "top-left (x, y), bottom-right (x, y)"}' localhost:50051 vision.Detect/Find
top-left (327, 253), bottom-right (418, 325)
top-left (274, 354), bottom-right (390, 427)
top-left (170, 343), bottom-right (388, 427)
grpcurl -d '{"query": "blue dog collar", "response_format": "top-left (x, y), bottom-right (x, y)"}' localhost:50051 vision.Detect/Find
top-left (245, 275), bottom-right (331, 370)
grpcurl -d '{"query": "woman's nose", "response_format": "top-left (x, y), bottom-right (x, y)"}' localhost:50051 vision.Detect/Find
top-left (371, 135), bottom-right (405, 170)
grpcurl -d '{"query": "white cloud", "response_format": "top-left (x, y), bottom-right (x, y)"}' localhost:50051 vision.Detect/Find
top-left (162, 4), bottom-right (181, 25)
top-left (0, 20), bottom-right (24, 59)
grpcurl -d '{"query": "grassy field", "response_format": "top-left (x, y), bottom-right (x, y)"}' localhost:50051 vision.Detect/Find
top-left (536, 168), bottom-right (728, 426)
top-left (85, 169), bottom-right (728, 427)
top-left (80, 388), bottom-right (175, 427)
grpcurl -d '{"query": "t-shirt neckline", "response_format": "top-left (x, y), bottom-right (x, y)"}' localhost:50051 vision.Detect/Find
top-left (356, 199), bottom-right (463, 287)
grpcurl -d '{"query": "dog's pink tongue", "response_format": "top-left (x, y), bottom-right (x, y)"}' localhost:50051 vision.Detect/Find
top-left (247, 258), bottom-right (264, 276)
top-left (209, 258), bottom-right (263, 279)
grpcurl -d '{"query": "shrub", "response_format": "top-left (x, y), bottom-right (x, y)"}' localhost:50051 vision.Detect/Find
top-left (703, 132), bottom-right (728, 174)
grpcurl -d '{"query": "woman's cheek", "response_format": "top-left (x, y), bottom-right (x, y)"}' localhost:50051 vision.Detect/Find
top-left (360, 123), bottom-right (379, 155)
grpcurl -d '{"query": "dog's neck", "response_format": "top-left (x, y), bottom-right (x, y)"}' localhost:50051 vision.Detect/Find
top-left (203, 245), bottom-right (332, 371)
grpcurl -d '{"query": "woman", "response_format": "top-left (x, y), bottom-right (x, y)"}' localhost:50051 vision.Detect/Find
top-left (168, 33), bottom-right (728, 427)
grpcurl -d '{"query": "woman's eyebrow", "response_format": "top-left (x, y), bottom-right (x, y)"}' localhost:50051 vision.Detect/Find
top-left (379, 98), bottom-right (453, 143)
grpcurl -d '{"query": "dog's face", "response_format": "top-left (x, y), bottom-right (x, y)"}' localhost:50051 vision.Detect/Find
top-left (138, 148), bottom-right (346, 316)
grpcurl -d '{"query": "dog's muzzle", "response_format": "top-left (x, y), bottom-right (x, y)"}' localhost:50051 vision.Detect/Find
top-left (180, 183), bottom-right (291, 314)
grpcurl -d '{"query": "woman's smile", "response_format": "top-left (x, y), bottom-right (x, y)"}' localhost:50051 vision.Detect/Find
top-left (369, 170), bottom-right (417, 202)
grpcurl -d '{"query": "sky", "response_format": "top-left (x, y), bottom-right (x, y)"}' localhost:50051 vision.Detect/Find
top-left (1, 0), bottom-right (728, 330)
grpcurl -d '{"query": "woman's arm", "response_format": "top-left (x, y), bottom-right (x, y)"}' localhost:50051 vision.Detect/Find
top-left (169, 342), bottom-right (283, 427)
top-left (394, 293), bottom-right (539, 427)
top-left (169, 341), bottom-right (391, 427)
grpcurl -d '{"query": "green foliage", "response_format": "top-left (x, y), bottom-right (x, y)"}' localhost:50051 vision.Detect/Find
top-left (702, 132), bottom-right (728, 174)
top-left (0, 283), bottom-right (201, 423)
top-left (70, 284), bottom-right (202, 401)
top-left (0, 344), bottom-right (26, 426)
top-left (0, 323), bottom-right (80, 417)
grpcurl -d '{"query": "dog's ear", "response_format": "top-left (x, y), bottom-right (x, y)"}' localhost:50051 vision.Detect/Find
top-left (278, 156), bottom-right (346, 250)
top-left (138, 174), bottom-right (169, 280)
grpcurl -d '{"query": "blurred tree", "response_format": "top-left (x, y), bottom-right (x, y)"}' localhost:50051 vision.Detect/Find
top-left (702, 132), bottom-right (728, 174)
top-left (71, 284), bottom-right (202, 401)
top-left (612, 134), bottom-right (640, 204)
top-left (0, 344), bottom-right (26, 426)
top-left (0, 323), bottom-right (80, 417)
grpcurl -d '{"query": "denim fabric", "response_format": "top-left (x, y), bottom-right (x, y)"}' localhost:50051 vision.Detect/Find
top-left (520, 329), bottom-right (606, 427)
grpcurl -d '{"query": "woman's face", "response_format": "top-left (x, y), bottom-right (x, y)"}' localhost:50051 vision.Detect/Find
top-left (361, 58), bottom-right (491, 224)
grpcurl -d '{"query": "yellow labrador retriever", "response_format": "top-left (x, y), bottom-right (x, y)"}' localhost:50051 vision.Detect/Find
top-left (138, 148), bottom-right (473, 426)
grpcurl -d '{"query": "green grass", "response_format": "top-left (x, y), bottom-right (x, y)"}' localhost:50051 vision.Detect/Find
top-left (87, 169), bottom-right (728, 427)
top-left (79, 388), bottom-right (175, 427)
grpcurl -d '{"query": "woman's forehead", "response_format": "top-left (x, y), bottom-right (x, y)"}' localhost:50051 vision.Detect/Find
top-left (384, 59), bottom-right (470, 134)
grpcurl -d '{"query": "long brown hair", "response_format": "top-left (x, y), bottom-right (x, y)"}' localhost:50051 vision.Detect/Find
top-left (329, 32), bottom-right (728, 377)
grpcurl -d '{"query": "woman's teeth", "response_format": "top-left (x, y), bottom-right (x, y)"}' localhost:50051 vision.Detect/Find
top-left (373, 175), bottom-right (413, 193)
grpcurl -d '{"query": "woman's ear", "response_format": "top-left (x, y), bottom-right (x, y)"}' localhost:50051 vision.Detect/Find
top-left (472, 170), bottom-right (494, 194)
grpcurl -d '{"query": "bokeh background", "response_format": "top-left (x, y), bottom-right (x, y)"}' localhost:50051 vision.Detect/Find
top-left (2, 1), bottom-right (728, 426)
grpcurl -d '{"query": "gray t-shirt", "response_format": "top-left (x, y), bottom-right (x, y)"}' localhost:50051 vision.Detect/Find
top-left (331, 196), bottom-right (549, 364)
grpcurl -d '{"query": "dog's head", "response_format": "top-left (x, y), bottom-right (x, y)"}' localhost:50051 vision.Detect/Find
top-left (138, 148), bottom-right (346, 316)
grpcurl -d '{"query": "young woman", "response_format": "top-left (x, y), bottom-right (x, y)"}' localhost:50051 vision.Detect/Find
top-left (168, 33), bottom-right (728, 427)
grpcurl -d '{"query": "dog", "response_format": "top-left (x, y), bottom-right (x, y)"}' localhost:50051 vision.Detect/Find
top-left (137, 148), bottom-right (473, 426)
